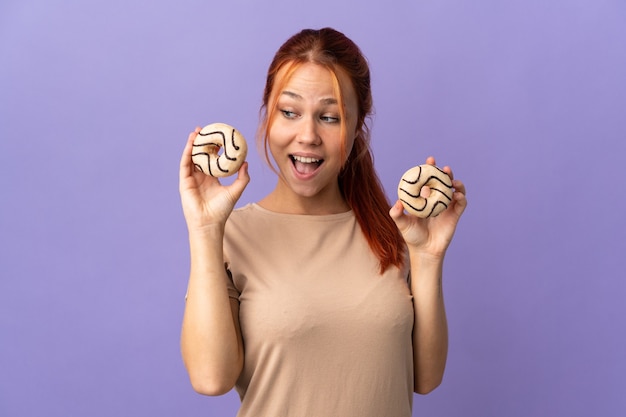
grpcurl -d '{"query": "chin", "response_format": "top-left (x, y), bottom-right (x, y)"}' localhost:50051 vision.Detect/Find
top-left (293, 187), bottom-right (323, 199)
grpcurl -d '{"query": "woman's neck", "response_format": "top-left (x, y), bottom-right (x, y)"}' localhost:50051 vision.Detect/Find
top-left (258, 181), bottom-right (350, 215)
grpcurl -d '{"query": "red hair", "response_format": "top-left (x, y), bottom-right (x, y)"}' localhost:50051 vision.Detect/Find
top-left (259, 28), bottom-right (405, 273)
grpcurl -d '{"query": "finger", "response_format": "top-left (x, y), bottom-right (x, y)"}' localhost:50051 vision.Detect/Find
top-left (179, 131), bottom-right (198, 177)
top-left (443, 165), bottom-right (454, 181)
top-left (446, 179), bottom-right (467, 217)
top-left (452, 179), bottom-right (465, 196)
top-left (235, 162), bottom-right (250, 187)
top-left (389, 200), bottom-right (411, 232)
top-left (389, 200), bottom-right (403, 220)
top-left (226, 162), bottom-right (251, 202)
top-left (452, 189), bottom-right (468, 216)
top-left (425, 155), bottom-right (436, 165)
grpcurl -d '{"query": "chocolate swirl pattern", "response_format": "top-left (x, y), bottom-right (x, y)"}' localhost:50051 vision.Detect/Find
top-left (398, 164), bottom-right (453, 218)
top-left (192, 123), bottom-right (248, 177)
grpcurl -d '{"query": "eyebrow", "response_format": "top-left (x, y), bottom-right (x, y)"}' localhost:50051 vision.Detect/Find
top-left (281, 90), bottom-right (338, 105)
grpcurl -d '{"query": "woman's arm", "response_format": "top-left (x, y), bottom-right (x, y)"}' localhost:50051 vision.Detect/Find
top-left (181, 226), bottom-right (244, 395)
top-left (389, 156), bottom-right (467, 394)
top-left (178, 128), bottom-right (249, 395)
top-left (407, 251), bottom-right (448, 394)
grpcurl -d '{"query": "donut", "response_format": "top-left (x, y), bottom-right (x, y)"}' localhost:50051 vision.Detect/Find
top-left (191, 123), bottom-right (248, 177)
top-left (397, 164), bottom-right (454, 218)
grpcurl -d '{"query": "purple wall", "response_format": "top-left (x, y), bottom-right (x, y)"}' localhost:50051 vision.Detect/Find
top-left (1, 1), bottom-right (625, 416)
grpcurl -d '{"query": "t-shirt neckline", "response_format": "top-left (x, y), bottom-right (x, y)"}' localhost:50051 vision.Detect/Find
top-left (249, 202), bottom-right (354, 221)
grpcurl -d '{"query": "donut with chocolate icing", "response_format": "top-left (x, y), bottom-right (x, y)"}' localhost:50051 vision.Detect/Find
top-left (191, 123), bottom-right (248, 177)
top-left (398, 164), bottom-right (454, 218)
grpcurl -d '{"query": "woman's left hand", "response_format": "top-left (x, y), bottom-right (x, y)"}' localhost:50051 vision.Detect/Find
top-left (389, 156), bottom-right (467, 259)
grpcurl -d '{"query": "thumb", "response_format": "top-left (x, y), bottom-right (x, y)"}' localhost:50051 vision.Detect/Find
top-left (227, 162), bottom-right (250, 202)
top-left (389, 200), bottom-right (409, 231)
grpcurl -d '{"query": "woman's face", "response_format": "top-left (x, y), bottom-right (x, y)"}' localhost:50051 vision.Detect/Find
top-left (268, 62), bottom-right (358, 206)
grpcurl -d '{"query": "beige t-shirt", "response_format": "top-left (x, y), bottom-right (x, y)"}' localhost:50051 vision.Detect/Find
top-left (224, 203), bottom-right (414, 417)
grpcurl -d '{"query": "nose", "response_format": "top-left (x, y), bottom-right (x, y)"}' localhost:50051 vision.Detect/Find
top-left (297, 117), bottom-right (321, 146)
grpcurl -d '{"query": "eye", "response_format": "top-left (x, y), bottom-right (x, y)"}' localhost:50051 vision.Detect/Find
top-left (280, 109), bottom-right (299, 119)
top-left (320, 114), bottom-right (340, 124)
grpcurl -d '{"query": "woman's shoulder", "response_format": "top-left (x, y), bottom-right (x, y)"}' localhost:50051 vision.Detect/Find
top-left (227, 203), bottom-right (260, 226)
top-left (227, 203), bottom-right (281, 229)
top-left (231, 202), bottom-right (256, 216)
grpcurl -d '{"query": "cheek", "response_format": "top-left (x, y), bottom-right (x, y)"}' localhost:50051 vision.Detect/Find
top-left (267, 139), bottom-right (282, 163)
top-left (267, 122), bottom-right (290, 149)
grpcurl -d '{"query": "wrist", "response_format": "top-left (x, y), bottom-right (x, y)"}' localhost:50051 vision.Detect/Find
top-left (407, 246), bottom-right (446, 265)
top-left (408, 251), bottom-right (445, 293)
top-left (187, 222), bottom-right (225, 240)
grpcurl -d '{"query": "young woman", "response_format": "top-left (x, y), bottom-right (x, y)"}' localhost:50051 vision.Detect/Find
top-left (179, 27), bottom-right (467, 417)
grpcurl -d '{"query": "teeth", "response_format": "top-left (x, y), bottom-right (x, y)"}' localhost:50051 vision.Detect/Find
top-left (292, 155), bottom-right (320, 164)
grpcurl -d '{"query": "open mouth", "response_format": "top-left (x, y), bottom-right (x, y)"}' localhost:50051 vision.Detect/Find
top-left (290, 155), bottom-right (323, 175)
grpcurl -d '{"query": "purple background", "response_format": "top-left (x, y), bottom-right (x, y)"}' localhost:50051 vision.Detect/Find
top-left (1, 1), bottom-right (625, 416)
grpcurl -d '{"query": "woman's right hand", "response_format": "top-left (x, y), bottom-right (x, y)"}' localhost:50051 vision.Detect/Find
top-left (179, 127), bottom-right (250, 231)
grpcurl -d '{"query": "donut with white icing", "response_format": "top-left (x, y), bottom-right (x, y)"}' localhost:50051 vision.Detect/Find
top-left (398, 164), bottom-right (454, 218)
top-left (191, 123), bottom-right (248, 177)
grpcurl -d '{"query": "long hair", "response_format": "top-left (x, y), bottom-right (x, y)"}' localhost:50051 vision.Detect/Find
top-left (259, 28), bottom-right (405, 273)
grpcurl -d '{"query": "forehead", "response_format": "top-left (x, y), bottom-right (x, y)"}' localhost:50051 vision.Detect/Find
top-left (276, 62), bottom-right (357, 106)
